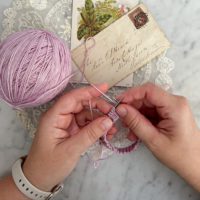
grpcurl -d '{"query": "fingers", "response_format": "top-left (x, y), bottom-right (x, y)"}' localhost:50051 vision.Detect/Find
top-left (107, 126), bottom-right (117, 140)
top-left (75, 101), bottom-right (113, 125)
top-left (116, 104), bottom-right (160, 145)
top-left (118, 83), bottom-right (176, 119)
top-left (75, 109), bottom-right (117, 139)
top-left (127, 132), bottom-right (138, 141)
top-left (88, 98), bottom-right (113, 114)
top-left (119, 83), bottom-right (171, 107)
top-left (66, 117), bottom-right (113, 155)
top-left (51, 84), bottom-right (109, 115)
top-left (75, 109), bottom-right (101, 126)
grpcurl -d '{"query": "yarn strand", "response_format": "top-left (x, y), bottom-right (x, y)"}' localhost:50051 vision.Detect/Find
top-left (79, 37), bottom-right (140, 154)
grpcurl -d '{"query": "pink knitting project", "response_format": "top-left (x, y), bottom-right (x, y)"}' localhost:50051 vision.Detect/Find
top-left (101, 107), bottom-right (140, 154)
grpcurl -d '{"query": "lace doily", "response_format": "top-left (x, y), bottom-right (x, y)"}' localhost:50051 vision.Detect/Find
top-left (1, 0), bottom-right (72, 42)
top-left (1, 0), bottom-right (175, 164)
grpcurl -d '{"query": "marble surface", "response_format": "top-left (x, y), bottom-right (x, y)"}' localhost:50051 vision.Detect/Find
top-left (0, 0), bottom-right (200, 199)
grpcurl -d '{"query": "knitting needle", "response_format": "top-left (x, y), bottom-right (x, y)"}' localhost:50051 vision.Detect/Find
top-left (91, 84), bottom-right (117, 105)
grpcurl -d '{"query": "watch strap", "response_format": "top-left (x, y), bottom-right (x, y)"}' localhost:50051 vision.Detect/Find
top-left (12, 158), bottom-right (63, 200)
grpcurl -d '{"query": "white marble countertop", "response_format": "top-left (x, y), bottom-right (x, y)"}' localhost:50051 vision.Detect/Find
top-left (0, 0), bottom-right (200, 199)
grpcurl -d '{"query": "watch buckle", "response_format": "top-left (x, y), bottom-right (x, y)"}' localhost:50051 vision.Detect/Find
top-left (46, 184), bottom-right (64, 200)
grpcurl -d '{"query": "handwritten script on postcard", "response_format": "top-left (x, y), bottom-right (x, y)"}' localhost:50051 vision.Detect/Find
top-left (72, 4), bottom-right (170, 88)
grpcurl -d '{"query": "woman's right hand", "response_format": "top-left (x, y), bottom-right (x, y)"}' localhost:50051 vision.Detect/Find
top-left (116, 83), bottom-right (200, 192)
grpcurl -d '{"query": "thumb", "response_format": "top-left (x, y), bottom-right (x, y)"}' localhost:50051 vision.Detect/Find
top-left (67, 117), bottom-right (113, 155)
top-left (116, 104), bottom-right (159, 145)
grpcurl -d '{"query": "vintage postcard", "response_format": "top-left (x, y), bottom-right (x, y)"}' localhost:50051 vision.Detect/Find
top-left (71, 3), bottom-right (170, 88)
top-left (70, 0), bottom-right (139, 87)
top-left (71, 0), bottom-right (139, 49)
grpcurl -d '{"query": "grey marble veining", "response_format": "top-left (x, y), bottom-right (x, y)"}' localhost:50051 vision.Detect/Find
top-left (0, 0), bottom-right (200, 200)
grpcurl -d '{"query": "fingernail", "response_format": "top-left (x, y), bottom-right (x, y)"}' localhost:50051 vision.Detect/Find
top-left (102, 118), bottom-right (113, 130)
top-left (117, 106), bottom-right (127, 117)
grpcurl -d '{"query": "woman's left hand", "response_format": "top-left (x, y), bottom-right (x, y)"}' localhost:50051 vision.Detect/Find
top-left (23, 84), bottom-right (113, 192)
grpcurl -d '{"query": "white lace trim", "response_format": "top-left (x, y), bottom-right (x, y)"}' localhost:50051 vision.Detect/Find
top-left (1, 0), bottom-right (72, 42)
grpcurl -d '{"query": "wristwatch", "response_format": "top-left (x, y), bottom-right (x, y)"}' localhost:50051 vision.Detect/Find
top-left (12, 157), bottom-right (63, 200)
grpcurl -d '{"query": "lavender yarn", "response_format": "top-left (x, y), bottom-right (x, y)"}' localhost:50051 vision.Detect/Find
top-left (0, 29), bottom-right (72, 108)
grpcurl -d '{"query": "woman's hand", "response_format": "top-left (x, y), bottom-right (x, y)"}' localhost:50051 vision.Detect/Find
top-left (116, 83), bottom-right (200, 191)
top-left (22, 84), bottom-right (113, 192)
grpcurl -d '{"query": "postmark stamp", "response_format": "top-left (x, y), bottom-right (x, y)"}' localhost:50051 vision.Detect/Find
top-left (128, 7), bottom-right (148, 29)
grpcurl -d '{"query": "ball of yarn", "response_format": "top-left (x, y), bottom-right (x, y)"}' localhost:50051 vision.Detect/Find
top-left (0, 29), bottom-right (72, 108)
